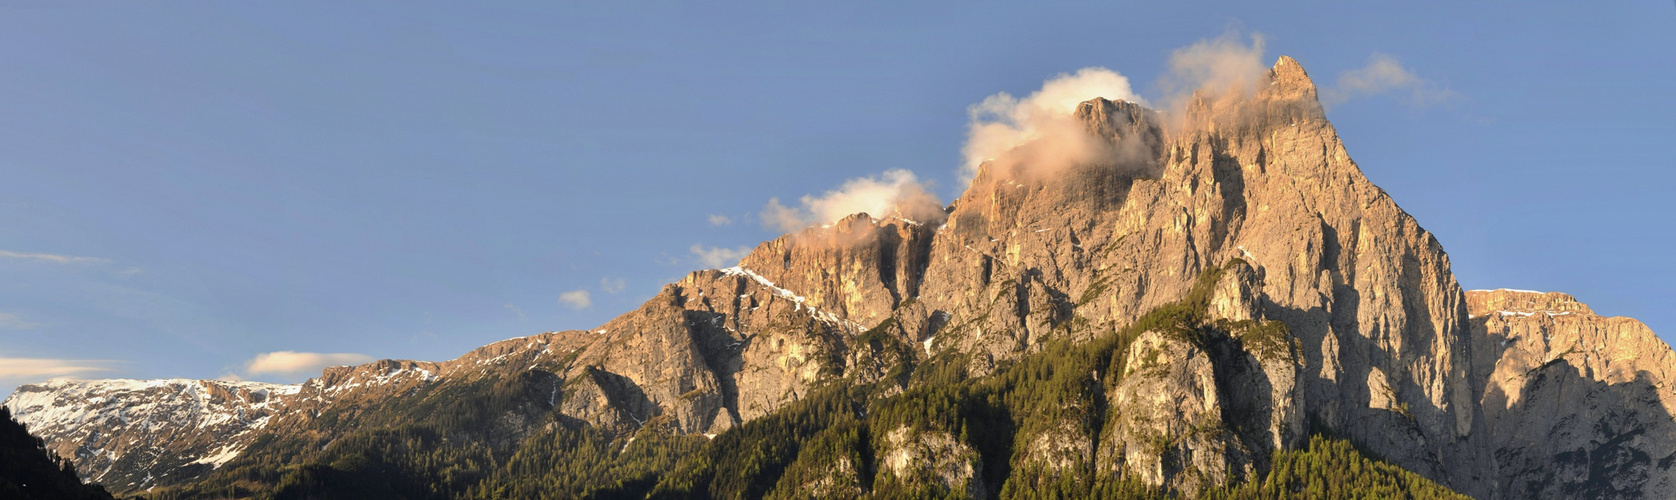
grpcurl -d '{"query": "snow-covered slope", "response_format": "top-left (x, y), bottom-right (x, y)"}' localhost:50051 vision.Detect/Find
top-left (1, 379), bottom-right (298, 492)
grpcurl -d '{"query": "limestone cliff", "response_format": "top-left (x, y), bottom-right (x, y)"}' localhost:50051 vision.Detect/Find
top-left (1469, 289), bottom-right (1676, 499)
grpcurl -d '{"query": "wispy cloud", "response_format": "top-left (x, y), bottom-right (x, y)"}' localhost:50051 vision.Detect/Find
top-left (1322, 53), bottom-right (1454, 108)
top-left (707, 214), bottom-right (734, 226)
top-left (504, 303), bottom-right (527, 320)
top-left (690, 244), bottom-right (750, 268)
top-left (0, 250), bottom-right (111, 265)
top-left (243, 351), bottom-right (374, 377)
top-left (1159, 29), bottom-right (1269, 114)
top-left (0, 357), bottom-right (116, 378)
top-left (600, 277), bottom-right (626, 294)
top-left (0, 313), bottom-right (39, 331)
top-left (558, 289), bottom-right (592, 309)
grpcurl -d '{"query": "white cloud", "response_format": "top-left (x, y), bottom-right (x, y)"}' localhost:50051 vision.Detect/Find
top-left (1322, 53), bottom-right (1454, 108)
top-left (0, 312), bottom-right (39, 331)
top-left (243, 351), bottom-right (374, 377)
top-left (0, 250), bottom-right (110, 265)
top-left (962, 67), bottom-right (1146, 183)
top-left (690, 244), bottom-right (751, 268)
top-left (558, 289), bottom-right (593, 309)
top-left (0, 357), bottom-right (115, 378)
top-left (600, 277), bottom-right (626, 294)
top-left (707, 214), bottom-right (734, 226)
top-left (760, 169), bottom-right (946, 233)
top-left (1159, 30), bottom-right (1269, 111)
top-left (504, 303), bottom-right (527, 320)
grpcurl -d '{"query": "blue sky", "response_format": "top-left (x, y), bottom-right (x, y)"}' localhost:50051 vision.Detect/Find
top-left (1, 2), bottom-right (1672, 393)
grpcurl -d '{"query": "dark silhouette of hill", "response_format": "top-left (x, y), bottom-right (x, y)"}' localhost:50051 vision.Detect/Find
top-left (0, 406), bottom-right (114, 500)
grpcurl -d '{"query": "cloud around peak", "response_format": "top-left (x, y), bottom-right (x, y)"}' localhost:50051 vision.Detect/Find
top-left (1159, 30), bottom-right (1270, 113)
top-left (961, 67), bottom-right (1145, 183)
top-left (760, 169), bottom-right (945, 233)
top-left (751, 31), bottom-right (1447, 243)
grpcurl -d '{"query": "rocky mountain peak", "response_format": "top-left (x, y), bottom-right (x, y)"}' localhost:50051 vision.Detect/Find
top-left (1179, 55), bottom-right (1325, 137)
top-left (1267, 55), bottom-right (1318, 100)
top-left (736, 212), bottom-right (937, 327)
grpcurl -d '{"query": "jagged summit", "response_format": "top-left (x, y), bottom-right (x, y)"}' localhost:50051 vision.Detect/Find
top-left (1269, 55), bottom-right (1319, 98)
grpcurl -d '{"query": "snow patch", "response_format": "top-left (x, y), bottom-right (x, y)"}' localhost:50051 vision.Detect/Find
top-left (1470, 288), bottom-right (1549, 294)
top-left (191, 443), bottom-right (243, 468)
top-left (720, 266), bottom-right (863, 330)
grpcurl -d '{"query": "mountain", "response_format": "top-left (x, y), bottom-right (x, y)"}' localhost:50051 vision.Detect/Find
top-left (4, 56), bottom-right (1672, 499)
top-left (4, 379), bottom-right (301, 492)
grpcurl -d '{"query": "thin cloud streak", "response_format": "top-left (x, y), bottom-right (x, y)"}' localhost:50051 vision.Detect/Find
top-left (0, 357), bottom-right (117, 378)
top-left (0, 250), bottom-right (111, 265)
top-left (243, 351), bottom-right (374, 377)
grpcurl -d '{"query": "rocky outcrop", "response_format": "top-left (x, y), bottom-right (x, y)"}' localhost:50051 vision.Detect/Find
top-left (1102, 328), bottom-right (1237, 494)
top-left (1094, 261), bottom-right (1304, 495)
top-left (1469, 289), bottom-right (1676, 499)
top-left (877, 426), bottom-right (987, 498)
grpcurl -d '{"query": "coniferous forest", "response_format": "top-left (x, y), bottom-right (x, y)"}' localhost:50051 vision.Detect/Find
top-left (1, 407), bottom-right (114, 500)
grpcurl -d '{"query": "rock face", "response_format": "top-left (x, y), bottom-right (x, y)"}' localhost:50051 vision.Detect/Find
top-left (739, 213), bottom-right (937, 329)
top-left (1469, 289), bottom-right (1676, 499)
top-left (1, 379), bottom-right (299, 492)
